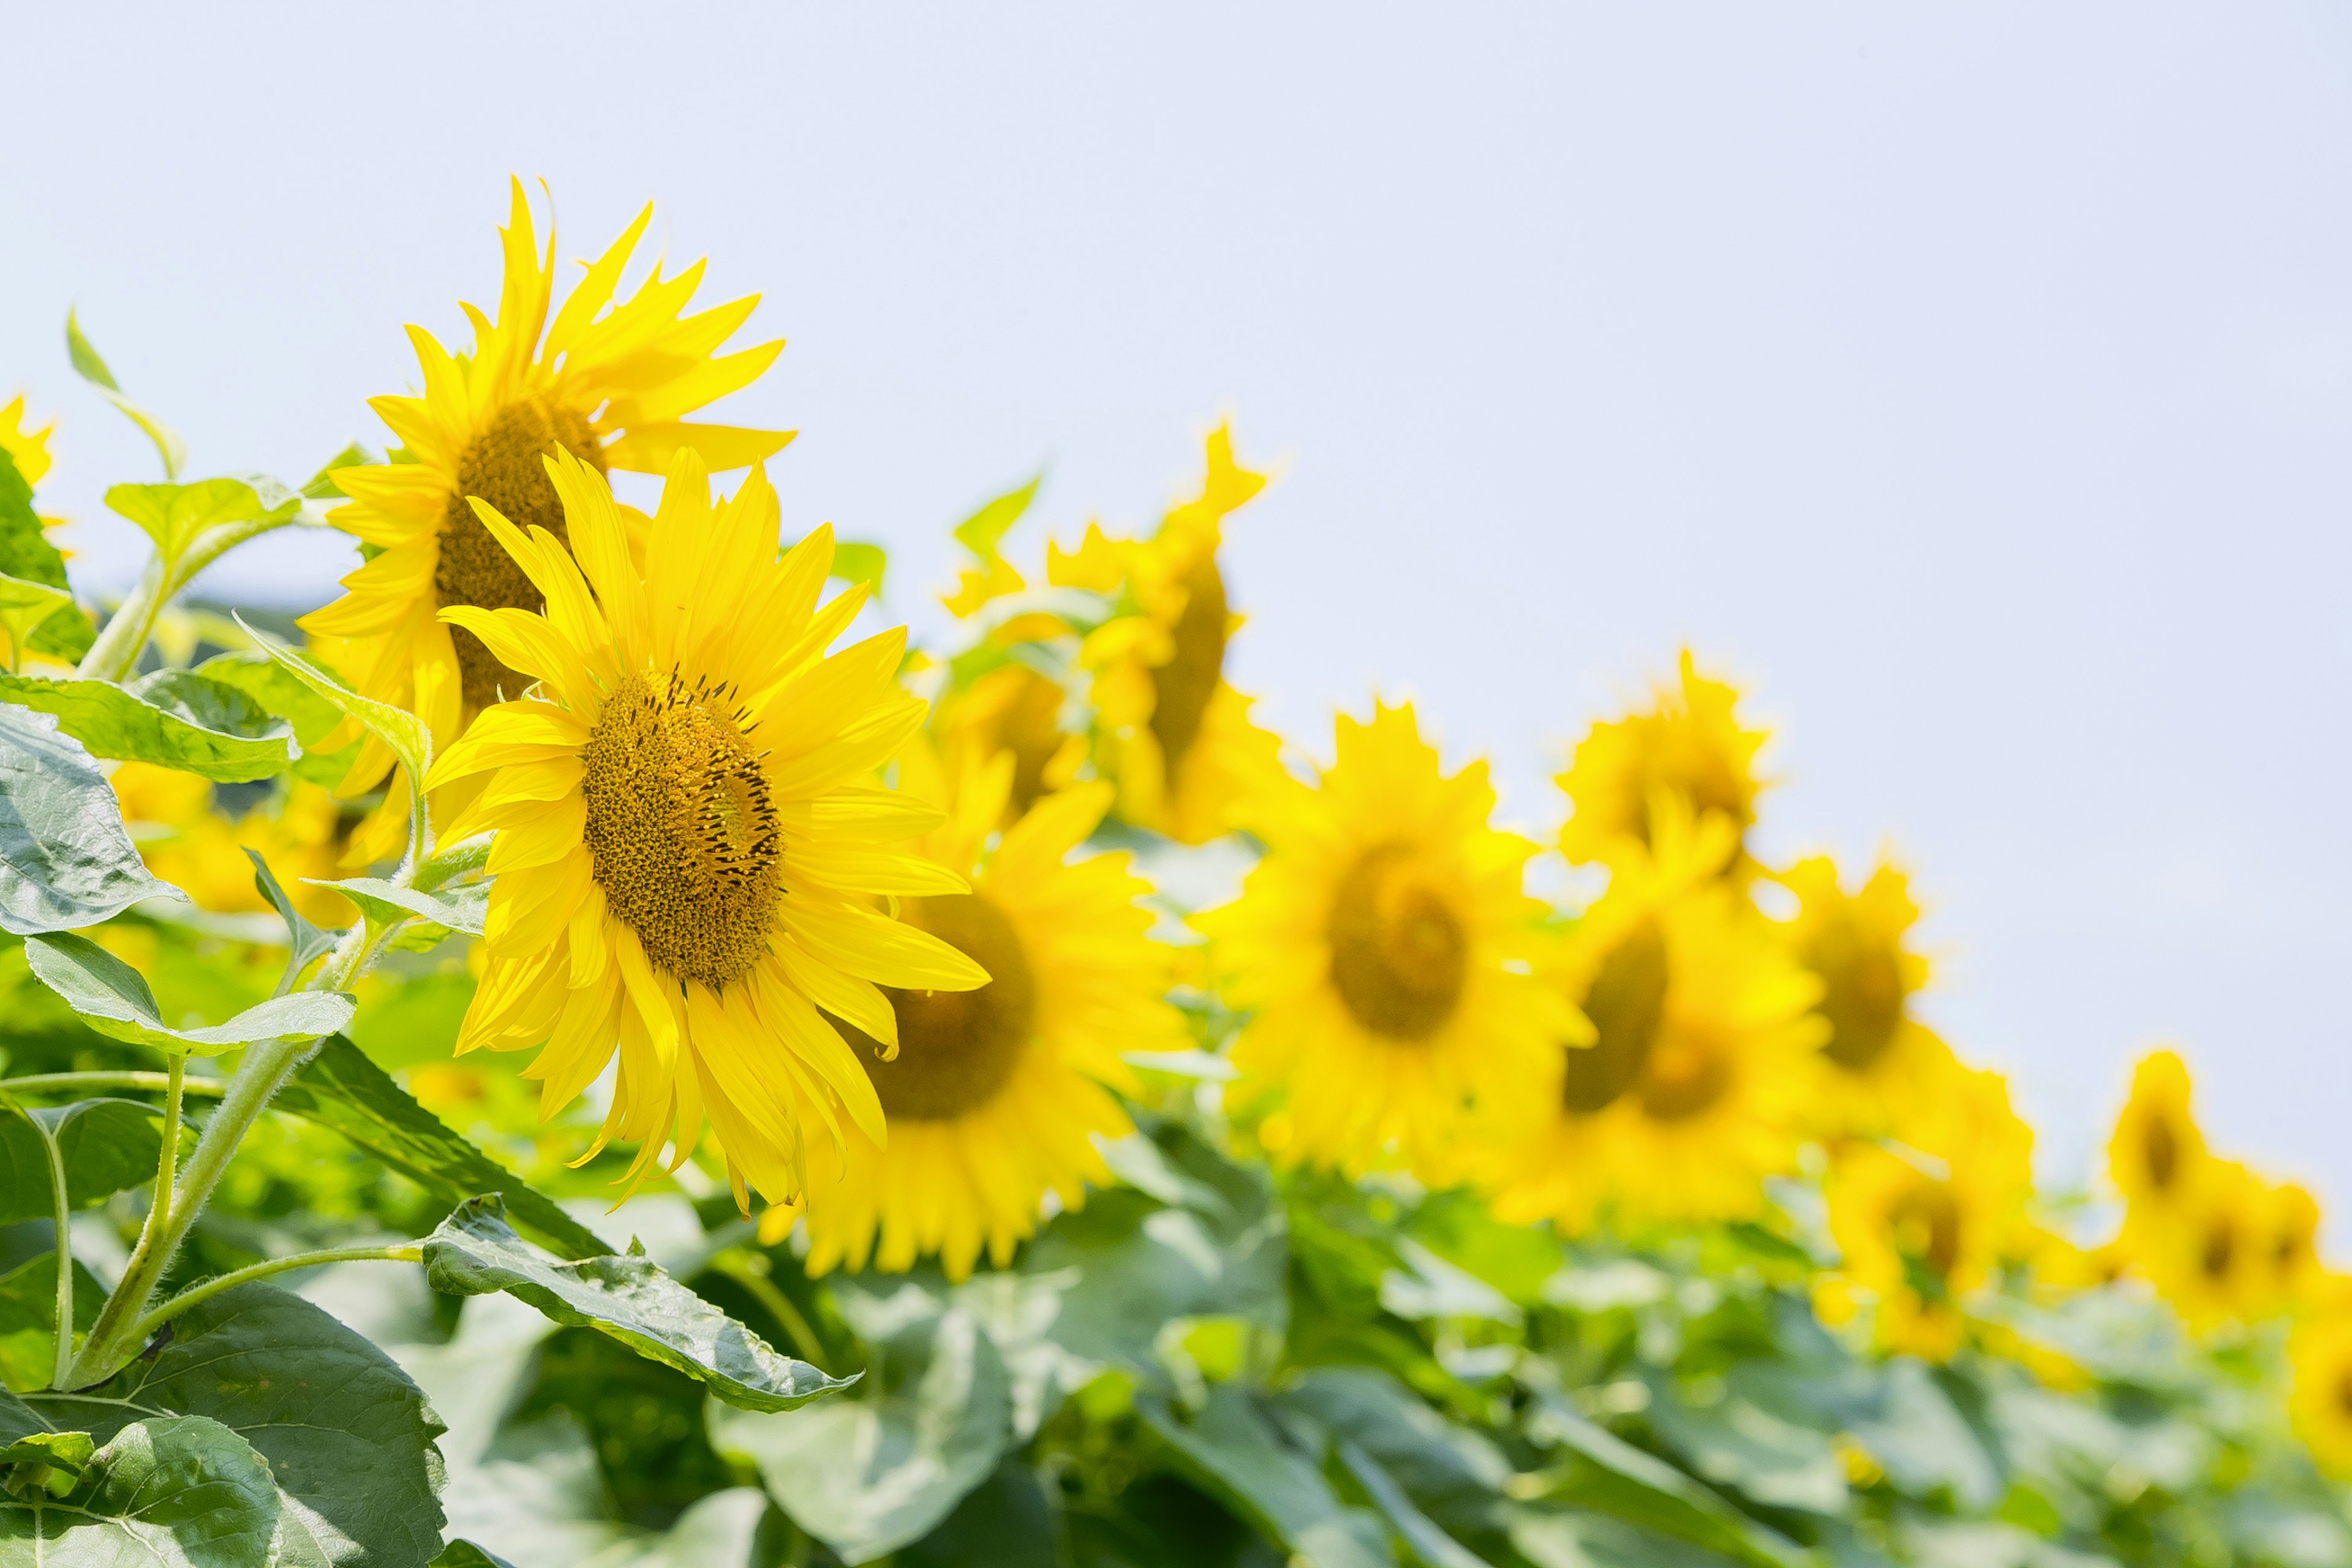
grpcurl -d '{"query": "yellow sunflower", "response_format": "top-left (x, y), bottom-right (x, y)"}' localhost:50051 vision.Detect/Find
top-left (421, 450), bottom-right (987, 1205)
top-left (1484, 796), bottom-right (1824, 1232)
top-left (304, 180), bottom-right (790, 864)
top-left (2138, 1157), bottom-right (2274, 1334)
top-left (1815, 1061), bottom-right (2034, 1362)
top-left (110, 764), bottom-right (353, 927)
top-left (793, 742), bottom-right (1182, 1280)
top-left (1557, 650), bottom-right (1770, 869)
top-left (0, 393), bottom-right (55, 489)
top-left (933, 660), bottom-right (1087, 826)
top-left (1048, 426), bottom-right (1285, 843)
top-left (1199, 700), bottom-right (1572, 1179)
top-left (1777, 854), bottom-right (1953, 1136)
top-left (2108, 1048), bottom-right (2209, 1250)
top-left (2291, 1299), bottom-right (2352, 1478)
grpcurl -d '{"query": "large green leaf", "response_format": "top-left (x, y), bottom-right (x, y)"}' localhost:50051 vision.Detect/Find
top-left (1136, 1386), bottom-right (1395, 1568)
top-left (0, 451), bottom-right (89, 664)
top-left (26, 1283), bottom-right (447, 1568)
top-left (0, 1412), bottom-right (281, 1567)
top-left (0, 576), bottom-right (78, 673)
top-left (0, 705), bottom-right (175, 933)
top-left (423, 1197), bottom-right (849, 1413)
top-left (236, 620), bottom-right (428, 812)
top-left (712, 1283), bottom-right (1011, 1563)
top-left (22, 933), bottom-right (351, 1057)
top-left (307, 878), bottom-right (484, 938)
top-left (0, 1100), bottom-right (175, 1224)
top-left (1522, 1401), bottom-right (1807, 1568)
top-left (271, 1038), bottom-right (607, 1261)
top-left (104, 480), bottom-right (298, 565)
top-left (1276, 1368), bottom-right (1510, 1542)
top-left (0, 1254), bottom-right (104, 1394)
top-left (192, 654), bottom-right (359, 788)
top-left (0, 671), bottom-right (295, 783)
top-left (1641, 1364), bottom-right (1847, 1517)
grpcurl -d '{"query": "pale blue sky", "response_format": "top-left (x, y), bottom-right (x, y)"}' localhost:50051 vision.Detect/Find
top-left (9, 4), bottom-right (2351, 1211)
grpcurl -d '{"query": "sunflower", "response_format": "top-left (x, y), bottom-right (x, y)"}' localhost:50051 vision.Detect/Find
top-left (1815, 1062), bottom-right (2034, 1361)
top-left (303, 180), bottom-right (790, 864)
top-left (2138, 1160), bottom-right (2321, 1333)
top-left (421, 450), bottom-right (987, 1205)
top-left (1484, 795), bottom-right (1824, 1232)
top-left (1049, 426), bottom-right (1284, 844)
top-left (0, 394), bottom-right (55, 489)
top-left (933, 660), bottom-right (1087, 826)
top-left (2290, 1302), bottom-right (2352, 1478)
top-left (793, 742), bottom-right (1183, 1280)
top-left (110, 764), bottom-right (354, 927)
top-left (2108, 1049), bottom-right (2209, 1246)
top-left (1777, 854), bottom-right (1953, 1136)
top-left (1557, 650), bottom-right (1770, 870)
top-left (1199, 700), bottom-right (1571, 1179)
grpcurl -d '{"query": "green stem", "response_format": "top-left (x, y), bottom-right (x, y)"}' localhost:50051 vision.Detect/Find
top-left (76, 513), bottom-right (306, 683)
top-left (145, 1055), bottom-right (184, 1261)
top-left (36, 1117), bottom-right (72, 1390)
top-left (0, 1072), bottom-right (225, 1099)
top-left (126, 1245), bottom-right (422, 1344)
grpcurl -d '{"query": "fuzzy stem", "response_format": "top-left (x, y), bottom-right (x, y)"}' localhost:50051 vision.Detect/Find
top-left (126, 1245), bottom-right (423, 1344)
top-left (38, 1118), bottom-right (73, 1390)
top-left (0, 1072), bottom-right (226, 1099)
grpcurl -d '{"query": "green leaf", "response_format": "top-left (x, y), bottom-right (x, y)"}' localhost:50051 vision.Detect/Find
top-left (1641, 1365), bottom-right (1847, 1517)
top-left (66, 309), bottom-right (187, 483)
top-left (21, 932), bottom-right (352, 1057)
top-left (829, 541), bottom-right (888, 595)
top-left (271, 1037), bottom-right (609, 1261)
top-left (0, 452), bottom-right (89, 665)
top-left (1136, 1387), bottom-right (1396, 1568)
top-left (899, 1461), bottom-right (1057, 1568)
top-left (0, 705), bottom-right (176, 933)
top-left (951, 475), bottom-right (1041, 563)
top-left (301, 444), bottom-right (377, 502)
top-left (0, 1413), bottom-right (281, 1567)
top-left (1276, 1368), bottom-right (1510, 1537)
top-left (244, 850), bottom-right (342, 992)
top-left (0, 1100), bottom-right (176, 1224)
top-left (0, 576), bottom-right (72, 673)
top-left (0, 670), bottom-right (296, 783)
top-left (306, 878), bottom-right (483, 937)
top-left (25, 1283), bottom-right (447, 1568)
top-left (1525, 1404), bottom-right (1806, 1568)
top-left (235, 617), bottom-right (429, 829)
top-left (429, 1545), bottom-right (516, 1568)
top-left (1508, 1507), bottom-right (1745, 1568)
top-left (0, 1256), bottom-right (104, 1395)
top-left (710, 1292), bottom-right (1009, 1563)
top-left (424, 1197), bottom-right (849, 1414)
top-left (189, 654), bottom-right (347, 752)
top-left (105, 479), bottom-right (300, 566)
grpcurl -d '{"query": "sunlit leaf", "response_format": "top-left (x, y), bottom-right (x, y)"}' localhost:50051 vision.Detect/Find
top-left (21, 932), bottom-right (352, 1057)
top-left (0, 669), bottom-right (296, 782)
top-left (0, 1409), bottom-right (281, 1566)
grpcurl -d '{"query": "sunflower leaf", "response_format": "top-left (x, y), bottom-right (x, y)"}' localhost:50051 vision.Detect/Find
top-left (830, 541), bottom-right (888, 595)
top-left (236, 614), bottom-right (431, 856)
top-left (0, 669), bottom-right (296, 782)
top-left (246, 849), bottom-right (343, 995)
top-left (21, 1283), bottom-right (448, 1568)
top-left (21, 931), bottom-right (353, 1057)
top-left (0, 451), bottom-right (90, 665)
top-left (1135, 1386), bottom-right (1398, 1568)
top-left (66, 308), bottom-right (187, 483)
top-left (302, 442), bottom-right (379, 502)
top-left (0, 1254), bottom-right (106, 1392)
top-left (273, 1036), bottom-right (610, 1261)
top-left (0, 705), bottom-right (175, 934)
top-left (0, 1099), bottom-right (180, 1226)
top-left (304, 877), bottom-right (483, 937)
top-left (422, 1196), bottom-right (851, 1412)
top-left (0, 1412), bottom-right (282, 1566)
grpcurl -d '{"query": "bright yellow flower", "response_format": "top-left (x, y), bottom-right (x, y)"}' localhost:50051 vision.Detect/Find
top-left (1051, 426), bottom-right (1284, 844)
top-left (1557, 650), bottom-right (1769, 869)
top-left (1777, 854), bottom-right (1953, 1136)
top-left (933, 661), bottom-right (1086, 826)
top-left (0, 394), bottom-right (55, 488)
top-left (797, 742), bottom-right (1182, 1280)
top-left (1816, 1061), bottom-right (2034, 1361)
top-left (1200, 700), bottom-right (1571, 1179)
top-left (422, 450), bottom-right (986, 1205)
top-left (2107, 1049), bottom-right (2209, 1252)
top-left (2290, 1298), bottom-right (2352, 1477)
top-left (110, 763), bottom-right (353, 928)
top-left (2137, 1159), bottom-right (2321, 1333)
top-left (1485, 796), bottom-right (1823, 1232)
top-left (304, 181), bottom-right (790, 864)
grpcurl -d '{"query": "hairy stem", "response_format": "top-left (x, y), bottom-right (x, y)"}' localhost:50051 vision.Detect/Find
top-left (76, 553), bottom-right (167, 682)
top-left (127, 1245), bottom-right (423, 1344)
top-left (37, 1117), bottom-right (72, 1390)
top-left (143, 1055), bottom-right (185, 1268)
top-left (0, 1072), bottom-right (226, 1099)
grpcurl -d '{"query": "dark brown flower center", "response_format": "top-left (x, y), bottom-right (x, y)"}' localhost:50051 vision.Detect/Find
top-left (439, 398), bottom-right (607, 710)
top-left (1149, 551), bottom-right (1227, 780)
top-left (1327, 843), bottom-right (1469, 1041)
top-left (2142, 1115), bottom-right (2180, 1193)
top-left (1807, 911), bottom-right (1909, 1072)
top-left (580, 670), bottom-right (782, 990)
top-left (1561, 917), bottom-right (1668, 1114)
top-left (1637, 1025), bottom-right (1735, 1122)
top-left (2201, 1215), bottom-right (2237, 1281)
top-left (845, 894), bottom-right (1035, 1121)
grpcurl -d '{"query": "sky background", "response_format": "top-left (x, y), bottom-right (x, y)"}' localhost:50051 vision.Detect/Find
top-left (9, 5), bottom-right (2351, 1211)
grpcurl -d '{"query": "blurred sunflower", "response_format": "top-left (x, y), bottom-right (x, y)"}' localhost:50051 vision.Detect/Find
top-left (1816, 1062), bottom-right (2034, 1361)
top-left (1199, 700), bottom-right (1569, 1178)
top-left (2141, 1157), bottom-right (2271, 1333)
top-left (1777, 854), bottom-right (1953, 1136)
top-left (1050, 426), bottom-right (1284, 843)
top-left (0, 393), bottom-right (55, 489)
top-left (304, 180), bottom-right (790, 863)
top-left (2108, 1049), bottom-right (2208, 1255)
top-left (933, 660), bottom-right (1085, 825)
top-left (2291, 1302), bottom-right (2352, 1478)
top-left (791, 745), bottom-right (1180, 1280)
top-left (1557, 650), bottom-right (1769, 870)
top-left (110, 763), bottom-right (353, 927)
top-left (1485, 796), bottom-right (1823, 1232)
top-left (423, 450), bottom-right (986, 1205)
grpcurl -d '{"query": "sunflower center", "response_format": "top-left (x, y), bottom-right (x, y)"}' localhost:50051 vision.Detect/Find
top-left (579, 670), bottom-right (782, 990)
top-left (1637, 1025), bottom-right (1735, 1122)
top-left (1561, 918), bottom-right (1669, 1114)
top-left (848, 894), bottom-right (1036, 1121)
top-left (1808, 913), bottom-right (1909, 1071)
top-left (1327, 843), bottom-right (1469, 1041)
top-left (1149, 551), bottom-right (1227, 778)
top-left (439, 398), bottom-right (608, 710)
top-left (993, 665), bottom-right (1071, 816)
top-left (2201, 1215), bottom-right (2237, 1281)
top-left (1890, 1180), bottom-right (1964, 1283)
top-left (2334, 1371), bottom-right (2352, 1422)
top-left (2143, 1116), bottom-right (2180, 1193)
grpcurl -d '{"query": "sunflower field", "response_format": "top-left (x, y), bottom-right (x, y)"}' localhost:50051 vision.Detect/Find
top-left (2, 185), bottom-right (2348, 1568)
